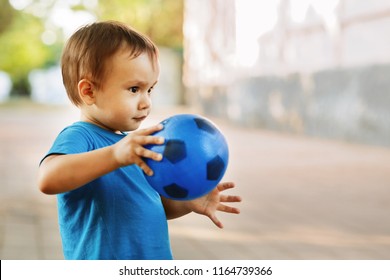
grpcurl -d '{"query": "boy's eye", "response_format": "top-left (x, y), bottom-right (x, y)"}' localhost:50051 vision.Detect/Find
top-left (147, 87), bottom-right (154, 94)
top-left (129, 87), bottom-right (138, 93)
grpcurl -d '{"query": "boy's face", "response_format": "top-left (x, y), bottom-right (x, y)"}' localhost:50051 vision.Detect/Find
top-left (84, 49), bottom-right (159, 132)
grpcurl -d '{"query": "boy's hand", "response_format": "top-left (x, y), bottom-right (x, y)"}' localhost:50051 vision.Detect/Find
top-left (187, 182), bottom-right (241, 229)
top-left (112, 124), bottom-right (164, 175)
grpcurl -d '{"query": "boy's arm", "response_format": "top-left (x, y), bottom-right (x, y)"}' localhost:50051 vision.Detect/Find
top-left (38, 124), bottom-right (164, 195)
top-left (161, 182), bottom-right (241, 229)
top-left (38, 147), bottom-right (119, 194)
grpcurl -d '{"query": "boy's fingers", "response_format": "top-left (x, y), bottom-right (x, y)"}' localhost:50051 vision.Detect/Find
top-left (135, 158), bottom-right (154, 176)
top-left (135, 146), bottom-right (163, 161)
top-left (134, 135), bottom-right (165, 146)
top-left (221, 195), bottom-right (242, 203)
top-left (148, 136), bottom-right (165, 145)
top-left (218, 204), bottom-right (240, 214)
top-left (137, 124), bottom-right (164, 136)
top-left (217, 182), bottom-right (235, 191)
top-left (145, 150), bottom-right (163, 161)
top-left (210, 215), bottom-right (223, 229)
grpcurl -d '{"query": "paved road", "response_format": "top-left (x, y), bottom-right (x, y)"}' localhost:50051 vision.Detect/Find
top-left (1, 103), bottom-right (390, 259)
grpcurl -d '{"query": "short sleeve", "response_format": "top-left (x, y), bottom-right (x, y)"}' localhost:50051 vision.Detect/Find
top-left (40, 125), bottom-right (94, 164)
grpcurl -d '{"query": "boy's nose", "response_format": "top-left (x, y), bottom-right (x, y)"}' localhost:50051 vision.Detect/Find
top-left (138, 93), bottom-right (151, 110)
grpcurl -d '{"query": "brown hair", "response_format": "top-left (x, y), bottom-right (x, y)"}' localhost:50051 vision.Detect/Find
top-left (61, 21), bottom-right (159, 106)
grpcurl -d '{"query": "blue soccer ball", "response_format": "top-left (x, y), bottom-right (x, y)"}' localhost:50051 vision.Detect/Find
top-left (144, 114), bottom-right (229, 200)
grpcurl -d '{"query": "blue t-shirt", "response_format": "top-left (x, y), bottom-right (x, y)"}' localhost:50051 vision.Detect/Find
top-left (42, 122), bottom-right (173, 260)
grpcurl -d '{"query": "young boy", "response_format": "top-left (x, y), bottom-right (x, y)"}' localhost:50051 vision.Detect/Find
top-left (38, 21), bottom-right (241, 260)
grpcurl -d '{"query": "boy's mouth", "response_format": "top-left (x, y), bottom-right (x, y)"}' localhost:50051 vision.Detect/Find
top-left (133, 116), bottom-right (147, 122)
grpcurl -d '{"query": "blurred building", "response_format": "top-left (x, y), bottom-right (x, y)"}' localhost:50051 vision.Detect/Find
top-left (183, 0), bottom-right (390, 146)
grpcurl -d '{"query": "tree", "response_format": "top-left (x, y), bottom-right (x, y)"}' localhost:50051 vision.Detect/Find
top-left (0, 0), bottom-right (15, 34)
top-left (0, 0), bottom-right (184, 97)
top-left (98, 0), bottom-right (183, 49)
top-left (0, 11), bottom-right (57, 96)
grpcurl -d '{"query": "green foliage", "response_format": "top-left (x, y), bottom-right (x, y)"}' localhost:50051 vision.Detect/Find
top-left (98, 0), bottom-right (184, 49)
top-left (0, 15), bottom-right (47, 80)
top-left (0, 0), bottom-right (15, 34)
top-left (0, 12), bottom-right (60, 96)
top-left (0, 0), bottom-right (184, 97)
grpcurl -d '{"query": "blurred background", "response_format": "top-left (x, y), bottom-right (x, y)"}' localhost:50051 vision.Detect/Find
top-left (1, 0), bottom-right (390, 259)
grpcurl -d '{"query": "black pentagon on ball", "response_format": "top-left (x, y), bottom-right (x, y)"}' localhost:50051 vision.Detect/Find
top-left (163, 140), bottom-right (186, 163)
top-left (163, 183), bottom-right (189, 199)
top-left (206, 155), bottom-right (225, 180)
top-left (194, 118), bottom-right (217, 134)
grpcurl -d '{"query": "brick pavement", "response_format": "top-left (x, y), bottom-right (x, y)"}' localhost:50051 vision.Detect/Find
top-left (1, 103), bottom-right (390, 259)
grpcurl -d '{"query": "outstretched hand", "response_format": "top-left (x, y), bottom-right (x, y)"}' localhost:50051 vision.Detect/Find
top-left (187, 182), bottom-right (241, 228)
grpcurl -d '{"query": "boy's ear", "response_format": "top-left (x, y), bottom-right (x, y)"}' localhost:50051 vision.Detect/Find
top-left (78, 79), bottom-right (95, 105)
